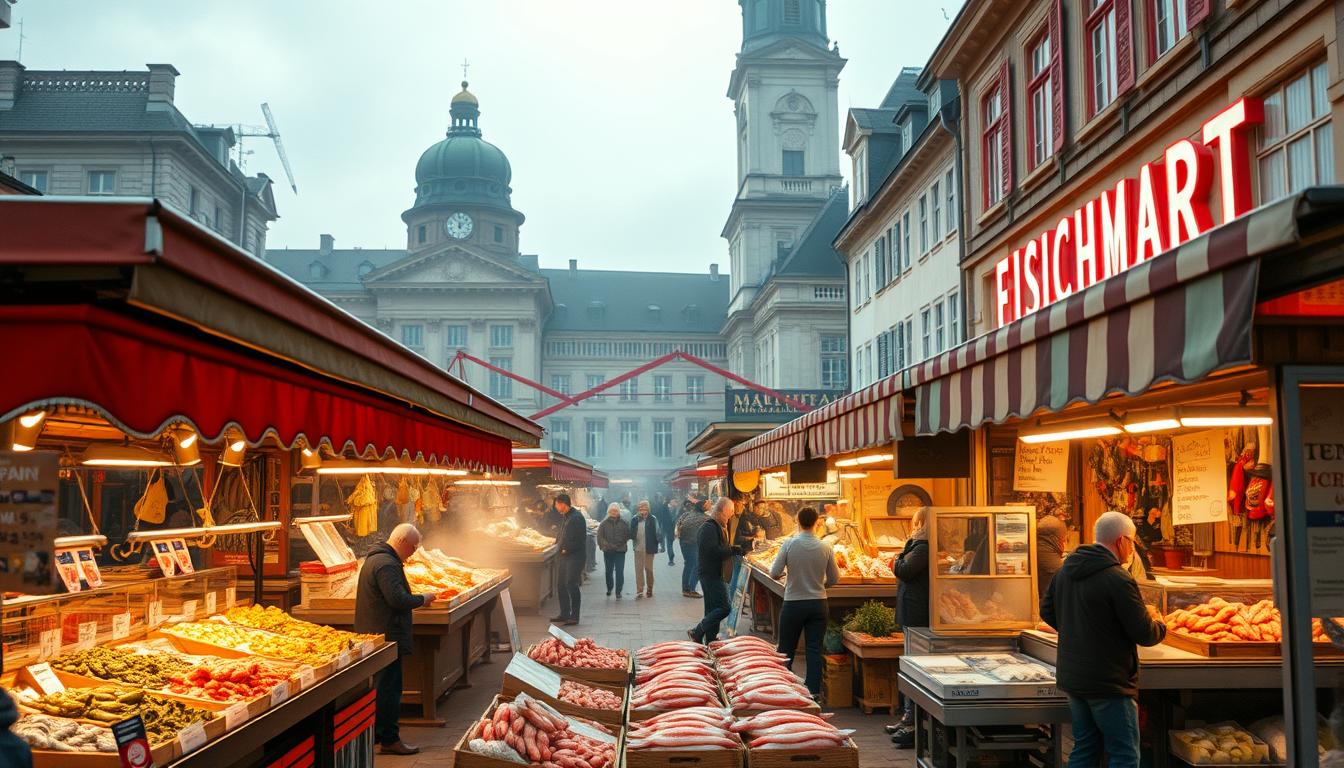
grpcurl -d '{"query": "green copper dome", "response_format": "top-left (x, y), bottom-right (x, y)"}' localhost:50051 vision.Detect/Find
top-left (411, 81), bottom-right (515, 213)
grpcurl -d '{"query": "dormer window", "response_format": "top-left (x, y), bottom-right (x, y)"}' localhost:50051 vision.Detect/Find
top-left (647, 305), bottom-right (662, 323)
top-left (308, 261), bottom-right (328, 280)
top-left (587, 301), bottom-right (606, 320)
top-left (901, 120), bottom-right (913, 151)
top-left (783, 0), bottom-right (801, 25)
top-left (683, 304), bottom-right (701, 323)
top-left (357, 260), bottom-right (375, 277)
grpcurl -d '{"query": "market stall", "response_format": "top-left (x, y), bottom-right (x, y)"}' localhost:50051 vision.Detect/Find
top-left (0, 196), bottom-right (544, 767)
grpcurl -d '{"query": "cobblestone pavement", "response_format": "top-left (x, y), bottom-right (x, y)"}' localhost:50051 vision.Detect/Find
top-left (376, 554), bottom-right (913, 768)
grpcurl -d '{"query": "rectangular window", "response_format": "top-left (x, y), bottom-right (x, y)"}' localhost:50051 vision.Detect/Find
top-left (619, 419), bottom-right (640, 452)
top-left (87, 170), bottom-right (116, 195)
top-left (931, 181), bottom-right (942, 241)
top-left (445, 324), bottom-right (468, 351)
top-left (1153, 0), bottom-right (1189, 58)
top-left (189, 187), bottom-right (199, 216)
top-left (1086, 0), bottom-right (1118, 116)
top-left (945, 169), bottom-right (957, 233)
top-left (494, 224), bottom-right (504, 243)
top-left (921, 307), bottom-right (932, 360)
top-left (654, 375), bottom-right (672, 402)
top-left (213, 204), bottom-right (221, 231)
top-left (653, 419), bottom-right (673, 459)
top-left (948, 290), bottom-right (961, 347)
top-left (861, 254), bottom-right (870, 298)
top-left (865, 344), bottom-right (874, 386)
top-left (587, 374), bottom-right (606, 402)
top-left (901, 212), bottom-right (912, 271)
top-left (686, 375), bottom-right (705, 403)
top-left (877, 332), bottom-right (890, 378)
top-left (585, 420), bottom-right (605, 459)
top-left (783, 0), bottom-right (801, 25)
top-left (918, 195), bottom-right (929, 253)
top-left (418, 225), bottom-right (427, 244)
top-left (551, 374), bottom-right (571, 397)
top-left (687, 419), bottom-right (707, 443)
top-left (894, 323), bottom-right (907, 370)
top-left (853, 344), bottom-right (863, 387)
top-left (619, 377), bottom-right (639, 402)
top-left (490, 324), bottom-right (513, 348)
top-left (983, 80), bottom-right (1008, 207)
top-left (892, 222), bottom-right (903, 276)
top-left (853, 264), bottom-right (862, 299)
top-left (1028, 30), bottom-right (1055, 169)
top-left (489, 356), bottom-right (513, 399)
top-left (820, 334), bottom-right (847, 389)
top-left (853, 147), bottom-right (867, 203)
top-left (934, 299), bottom-right (947, 354)
top-left (874, 239), bottom-right (887, 287)
top-left (550, 419), bottom-right (571, 455)
top-left (1259, 61), bottom-right (1334, 202)
top-left (782, 150), bottom-right (805, 176)
top-left (401, 324), bottom-right (424, 349)
top-left (18, 170), bottom-right (47, 192)
top-left (905, 317), bottom-right (915, 363)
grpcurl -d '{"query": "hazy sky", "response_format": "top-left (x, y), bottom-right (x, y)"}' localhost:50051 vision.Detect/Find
top-left (7, 1), bottom-right (957, 272)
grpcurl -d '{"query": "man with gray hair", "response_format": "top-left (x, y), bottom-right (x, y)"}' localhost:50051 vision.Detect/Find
top-left (355, 523), bottom-right (437, 756)
top-left (687, 497), bottom-right (742, 643)
top-left (1041, 511), bottom-right (1165, 768)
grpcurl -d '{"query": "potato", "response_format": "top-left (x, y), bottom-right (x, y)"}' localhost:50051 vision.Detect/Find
top-left (1212, 750), bottom-right (1231, 763)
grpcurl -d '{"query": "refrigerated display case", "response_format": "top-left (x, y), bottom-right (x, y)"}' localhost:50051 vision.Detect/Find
top-left (928, 507), bottom-right (1038, 634)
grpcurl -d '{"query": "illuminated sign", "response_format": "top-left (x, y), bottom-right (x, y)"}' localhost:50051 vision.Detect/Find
top-left (994, 98), bottom-right (1263, 327)
top-left (725, 388), bottom-right (842, 422)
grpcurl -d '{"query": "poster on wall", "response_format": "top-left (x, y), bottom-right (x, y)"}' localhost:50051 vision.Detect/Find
top-left (0, 450), bottom-right (58, 594)
top-left (1171, 430), bottom-right (1228, 525)
top-left (1298, 385), bottom-right (1344, 614)
top-left (761, 472), bottom-right (840, 500)
top-left (1013, 442), bottom-right (1069, 493)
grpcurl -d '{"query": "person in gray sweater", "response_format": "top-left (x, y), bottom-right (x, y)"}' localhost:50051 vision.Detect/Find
top-left (596, 503), bottom-right (632, 598)
top-left (769, 506), bottom-right (840, 697)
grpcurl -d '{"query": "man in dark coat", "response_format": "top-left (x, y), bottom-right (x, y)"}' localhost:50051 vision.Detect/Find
top-left (675, 498), bottom-right (708, 597)
top-left (355, 523), bottom-right (437, 756)
top-left (596, 503), bottom-right (631, 598)
top-left (552, 493), bottom-right (587, 626)
top-left (656, 495), bottom-right (678, 566)
top-left (1041, 511), bottom-right (1166, 768)
top-left (1036, 513), bottom-right (1067, 601)
top-left (890, 507), bottom-right (930, 747)
top-left (688, 497), bottom-right (742, 643)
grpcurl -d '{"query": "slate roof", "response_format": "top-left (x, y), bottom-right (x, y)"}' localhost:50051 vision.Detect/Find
top-left (849, 108), bottom-right (898, 132)
top-left (772, 186), bottom-right (848, 278)
top-left (540, 268), bottom-right (729, 335)
top-left (0, 75), bottom-right (200, 137)
top-left (266, 248), bottom-right (406, 292)
top-left (881, 67), bottom-right (925, 110)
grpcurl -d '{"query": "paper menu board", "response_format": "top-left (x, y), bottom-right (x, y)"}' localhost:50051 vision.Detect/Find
top-left (76, 548), bottom-right (103, 588)
top-left (54, 549), bottom-right (82, 592)
top-left (152, 541), bottom-right (177, 576)
top-left (171, 539), bottom-right (194, 574)
top-left (1013, 442), bottom-right (1069, 492)
top-left (993, 513), bottom-right (1031, 575)
top-left (1171, 429), bottom-right (1229, 525)
top-left (0, 450), bottom-right (59, 595)
top-left (504, 652), bottom-right (563, 698)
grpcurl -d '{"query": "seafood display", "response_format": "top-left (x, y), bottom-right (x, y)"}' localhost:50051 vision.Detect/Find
top-left (529, 637), bottom-right (629, 670)
top-left (50, 646), bottom-right (190, 689)
top-left (712, 636), bottom-right (816, 711)
top-left (224, 604), bottom-right (375, 654)
top-left (936, 587), bottom-right (1015, 624)
top-left (626, 708), bottom-right (742, 750)
top-left (747, 538), bottom-right (894, 581)
top-left (160, 620), bottom-right (333, 667)
top-left (476, 518), bottom-right (557, 551)
top-left (557, 680), bottom-right (622, 711)
top-left (469, 694), bottom-right (616, 768)
top-left (1162, 598), bottom-right (1335, 643)
top-left (165, 659), bottom-right (293, 702)
top-left (731, 710), bottom-right (852, 750)
top-left (404, 548), bottom-right (503, 601)
top-left (12, 713), bottom-right (117, 753)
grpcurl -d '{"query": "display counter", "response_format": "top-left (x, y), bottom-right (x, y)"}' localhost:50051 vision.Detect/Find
top-left (478, 545), bottom-right (557, 613)
top-left (291, 574), bottom-right (511, 727)
top-left (745, 561), bottom-right (895, 640)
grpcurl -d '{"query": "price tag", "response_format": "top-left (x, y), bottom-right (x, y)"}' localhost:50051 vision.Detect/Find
top-left (148, 600), bottom-right (163, 629)
top-left (27, 663), bottom-right (64, 695)
top-left (270, 680), bottom-right (289, 706)
top-left (225, 586), bottom-right (237, 608)
top-left (38, 629), bottom-right (60, 661)
top-left (548, 624), bottom-right (578, 648)
top-left (181, 599), bottom-right (198, 620)
top-left (76, 621), bottom-right (98, 650)
top-left (297, 665), bottom-right (316, 689)
top-left (204, 591), bottom-right (217, 617)
top-left (223, 702), bottom-right (250, 730)
top-left (112, 612), bottom-right (131, 641)
top-left (177, 720), bottom-right (207, 754)
top-left (337, 650), bottom-right (351, 670)
top-left (77, 548), bottom-right (104, 589)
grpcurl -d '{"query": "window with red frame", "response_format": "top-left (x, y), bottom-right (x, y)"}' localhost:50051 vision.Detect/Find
top-left (1085, 0), bottom-right (1136, 117)
top-left (1026, 2), bottom-right (1064, 170)
top-left (982, 63), bottom-right (1011, 207)
top-left (1151, 0), bottom-right (1210, 60)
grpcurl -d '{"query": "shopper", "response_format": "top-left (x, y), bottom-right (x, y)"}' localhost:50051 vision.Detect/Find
top-left (1036, 513), bottom-right (1067, 602)
top-left (889, 507), bottom-right (930, 748)
top-left (631, 499), bottom-right (661, 598)
top-left (552, 493), bottom-right (587, 626)
top-left (726, 497), bottom-right (751, 593)
top-left (355, 523), bottom-right (438, 756)
top-left (769, 506), bottom-right (839, 697)
top-left (675, 498), bottom-right (707, 597)
top-left (1041, 511), bottom-right (1166, 768)
top-left (758, 500), bottom-right (784, 540)
top-left (596, 503), bottom-right (631, 598)
top-left (661, 496), bottom-right (681, 565)
top-left (687, 497), bottom-right (741, 643)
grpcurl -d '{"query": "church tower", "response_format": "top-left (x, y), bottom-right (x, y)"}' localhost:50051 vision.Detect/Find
top-left (722, 0), bottom-right (845, 378)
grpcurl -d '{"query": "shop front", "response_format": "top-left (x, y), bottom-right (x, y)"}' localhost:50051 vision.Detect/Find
top-left (0, 197), bottom-right (544, 766)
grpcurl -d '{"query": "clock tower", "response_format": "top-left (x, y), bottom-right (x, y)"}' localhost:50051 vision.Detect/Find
top-left (402, 81), bottom-right (525, 258)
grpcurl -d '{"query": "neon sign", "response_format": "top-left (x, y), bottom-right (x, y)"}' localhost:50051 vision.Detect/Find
top-left (994, 98), bottom-right (1264, 327)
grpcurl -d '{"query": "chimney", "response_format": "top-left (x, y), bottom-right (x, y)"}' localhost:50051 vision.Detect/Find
top-left (145, 63), bottom-right (179, 108)
top-left (568, 258), bottom-right (577, 276)
top-left (0, 61), bottom-right (24, 110)
top-left (319, 234), bottom-right (335, 255)
top-left (710, 263), bottom-right (720, 281)
top-left (0, 156), bottom-right (14, 177)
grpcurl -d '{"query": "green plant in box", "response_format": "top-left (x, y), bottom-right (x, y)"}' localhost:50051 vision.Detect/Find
top-left (843, 600), bottom-right (896, 637)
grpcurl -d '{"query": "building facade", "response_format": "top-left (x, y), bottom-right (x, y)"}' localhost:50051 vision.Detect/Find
top-left (838, 68), bottom-right (964, 389)
top-left (722, 0), bottom-right (849, 390)
top-left (269, 83), bottom-right (729, 477)
top-left (0, 62), bottom-right (278, 255)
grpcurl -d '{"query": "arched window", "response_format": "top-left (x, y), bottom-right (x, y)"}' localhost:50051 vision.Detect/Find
top-left (308, 261), bottom-right (327, 280)
top-left (357, 261), bottom-right (375, 277)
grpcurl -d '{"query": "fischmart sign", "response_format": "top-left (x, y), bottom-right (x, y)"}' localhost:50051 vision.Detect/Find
top-left (994, 98), bottom-right (1264, 328)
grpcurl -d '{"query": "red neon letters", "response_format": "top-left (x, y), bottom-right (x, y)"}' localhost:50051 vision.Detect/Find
top-left (994, 98), bottom-right (1263, 327)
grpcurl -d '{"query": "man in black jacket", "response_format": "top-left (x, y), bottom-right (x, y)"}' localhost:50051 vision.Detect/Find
top-left (355, 523), bottom-right (437, 756)
top-left (687, 497), bottom-right (741, 643)
top-left (1041, 511), bottom-right (1166, 768)
top-left (552, 493), bottom-right (587, 626)
top-left (890, 507), bottom-right (930, 747)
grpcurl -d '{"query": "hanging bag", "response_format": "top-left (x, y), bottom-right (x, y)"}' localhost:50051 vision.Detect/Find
top-left (134, 469), bottom-right (169, 524)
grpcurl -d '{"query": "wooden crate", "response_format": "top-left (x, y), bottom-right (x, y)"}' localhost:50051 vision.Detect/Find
top-left (501, 672), bottom-right (628, 726)
top-left (819, 655), bottom-right (852, 710)
top-left (524, 644), bottom-right (633, 685)
top-left (854, 658), bottom-right (898, 715)
top-left (32, 741), bottom-right (178, 768)
top-left (747, 739), bottom-right (859, 768)
top-left (625, 739), bottom-right (744, 768)
top-left (455, 694), bottom-right (622, 768)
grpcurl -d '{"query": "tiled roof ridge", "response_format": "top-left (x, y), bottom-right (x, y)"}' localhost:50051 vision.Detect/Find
top-left (21, 72), bottom-right (150, 94)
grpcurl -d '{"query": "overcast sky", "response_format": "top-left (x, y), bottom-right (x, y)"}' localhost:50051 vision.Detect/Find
top-left (7, 1), bottom-right (957, 273)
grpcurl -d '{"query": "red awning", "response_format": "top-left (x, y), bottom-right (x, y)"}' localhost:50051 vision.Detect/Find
top-left (1, 305), bottom-right (513, 473)
top-left (729, 375), bottom-right (904, 469)
top-left (590, 471), bottom-right (610, 489)
top-left (511, 449), bottom-right (595, 485)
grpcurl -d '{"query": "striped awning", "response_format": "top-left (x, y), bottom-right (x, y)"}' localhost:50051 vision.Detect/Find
top-left (730, 375), bottom-right (904, 470)
top-left (911, 192), bottom-right (1306, 435)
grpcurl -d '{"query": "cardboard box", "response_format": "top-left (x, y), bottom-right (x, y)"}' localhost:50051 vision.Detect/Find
top-left (820, 654), bottom-right (852, 709)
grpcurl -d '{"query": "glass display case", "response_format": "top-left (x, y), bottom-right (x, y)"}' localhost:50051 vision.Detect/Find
top-left (865, 515), bottom-right (912, 552)
top-left (928, 506), bottom-right (1038, 633)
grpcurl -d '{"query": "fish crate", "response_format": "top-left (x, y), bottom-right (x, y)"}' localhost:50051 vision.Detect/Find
top-left (747, 739), bottom-right (859, 768)
top-left (719, 680), bottom-right (822, 718)
top-left (625, 735), bottom-right (745, 768)
top-left (455, 694), bottom-right (622, 768)
top-left (629, 686), bottom-right (728, 722)
top-left (854, 658), bottom-right (899, 715)
top-left (523, 644), bottom-right (633, 685)
top-left (501, 672), bottom-right (628, 727)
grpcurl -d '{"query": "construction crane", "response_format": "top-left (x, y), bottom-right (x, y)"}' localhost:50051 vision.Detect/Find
top-left (227, 103), bottom-right (297, 248)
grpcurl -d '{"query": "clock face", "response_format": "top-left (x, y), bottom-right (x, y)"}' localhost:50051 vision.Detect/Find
top-left (445, 212), bottom-right (474, 239)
